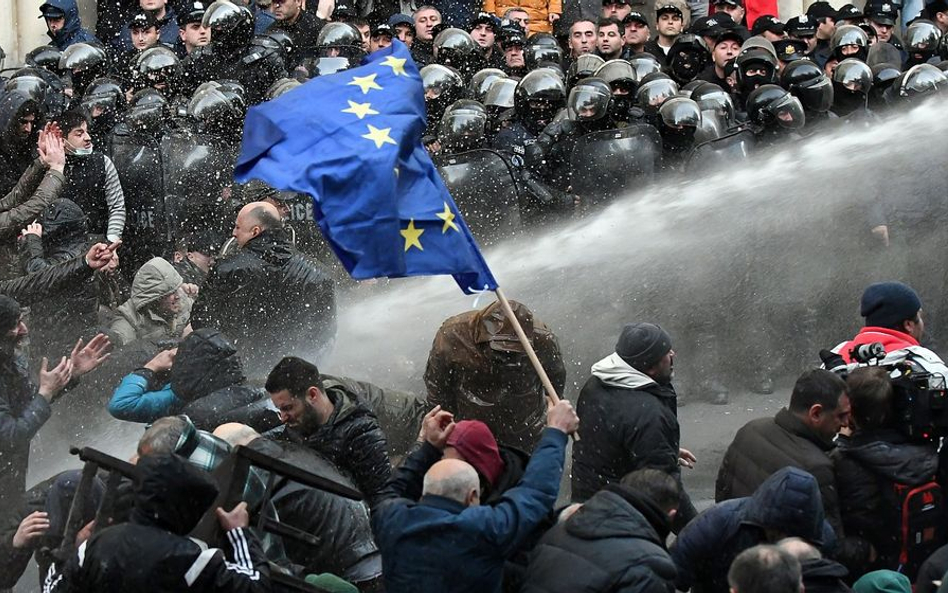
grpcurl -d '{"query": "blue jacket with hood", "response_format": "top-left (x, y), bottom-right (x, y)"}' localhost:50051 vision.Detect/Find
top-left (670, 467), bottom-right (837, 593)
top-left (41, 0), bottom-right (100, 50)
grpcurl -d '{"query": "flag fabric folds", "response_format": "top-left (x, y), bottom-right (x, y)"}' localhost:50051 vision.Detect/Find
top-left (233, 41), bottom-right (498, 294)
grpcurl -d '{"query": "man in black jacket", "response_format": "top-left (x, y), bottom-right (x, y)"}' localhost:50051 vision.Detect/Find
top-left (266, 356), bottom-right (392, 506)
top-left (571, 322), bottom-right (696, 530)
top-left (715, 369), bottom-right (850, 536)
top-left (189, 201), bottom-right (336, 377)
top-left (266, 0), bottom-right (327, 66)
top-left (0, 295), bottom-right (111, 514)
top-left (522, 468), bottom-right (679, 593)
top-left (43, 454), bottom-right (270, 593)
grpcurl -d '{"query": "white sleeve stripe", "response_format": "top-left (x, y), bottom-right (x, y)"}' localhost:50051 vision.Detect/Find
top-left (43, 565), bottom-right (62, 593)
top-left (224, 528), bottom-right (260, 581)
top-left (184, 548), bottom-right (220, 587)
top-left (77, 541), bottom-right (87, 567)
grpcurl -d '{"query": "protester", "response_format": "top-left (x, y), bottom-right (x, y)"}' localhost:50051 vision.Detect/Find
top-left (109, 257), bottom-right (193, 346)
top-left (372, 402), bottom-right (580, 592)
top-left (39, 0), bottom-right (100, 51)
top-left (727, 545), bottom-right (804, 593)
top-left (715, 369), bottom-right (850, 535)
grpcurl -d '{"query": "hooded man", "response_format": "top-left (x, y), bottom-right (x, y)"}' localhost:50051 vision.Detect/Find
top-left (43, 454), bottom-right (270, 593)
top-left (571, 322), bottom-right (696, 531)
top-left (39, 0), bottom-right (100, 51)
top-left (109, 257), bottom-right (193, 346)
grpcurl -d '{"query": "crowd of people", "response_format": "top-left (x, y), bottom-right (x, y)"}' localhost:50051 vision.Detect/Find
top-left (0, 0), bottom-right (947, 591)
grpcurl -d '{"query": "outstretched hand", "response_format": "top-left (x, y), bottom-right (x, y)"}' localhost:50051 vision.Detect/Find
top-left (70, 334), bottom-right (112, 376)
top-left (418, 405), bottom-right (455, 450)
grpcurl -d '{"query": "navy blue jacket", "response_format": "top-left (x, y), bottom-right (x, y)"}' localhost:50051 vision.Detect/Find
top-left (670, 467), bottom-right (837, 593)
top-left (43, 0), bottom-right (100, 50)
top-left (114, 7), bottom-right (180, 51)
top-left (372, 427), bottom-right (568, 593)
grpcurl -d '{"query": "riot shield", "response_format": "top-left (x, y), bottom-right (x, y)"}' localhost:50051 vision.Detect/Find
top-left (685, 128), bottom-right (756, 173)
top-left (161, 130), bottom-right (237, 239)
top-left (434, 149), bottom-right (522, 245)
top-left (110, 130), bottom-right (170, 270)
top-left (567, 124), bottom-right (663, 205)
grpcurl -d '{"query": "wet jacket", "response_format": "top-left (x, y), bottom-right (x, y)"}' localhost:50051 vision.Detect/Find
top-left (108, 329), bottom-right (277, 431)
top-left (276, 378), bottom-right (391, 505)
top-left (372, 428), bottom-right (569, 593)
top-left (0, 257), bottom-right (95, 306)
top-left (190, 229), bottom-right (336, 377)
top-left (715, 407), bottom-right (843, 536)
top-left (671, 467), bottom-right (837, 593)
top-left (42, 0), bottom-right (100, 50)
top-left (109, 257), bottom-right (192, 346)
top-left (483, 0), bottom-right (561, 33)
top-left (266, 9), bottom-right (326, 64)
top-left (19, 199), bottom-right (88, 274)
top-left (178, 42), bottom-right (287, 106)
top-left (571, 352), bottom-right (680, 502)
top-left (424, 304), bottom-right (566, 450)
top-left (832, 429), bottom-right (939, 569)
top-left (246, 438), bottom-right (381, 583)
top-left (0, 353), bottom-right (49, 512)
top-left (43, 454), bottom-right (270, 593)
top-left (522, 485), bottom-right (676, 593)
top-left (0, 93), bottom-right (40, 197)
top-left (0, 158), bottom-right (66, 241)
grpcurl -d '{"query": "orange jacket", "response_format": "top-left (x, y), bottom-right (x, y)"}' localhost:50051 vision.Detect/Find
top-left (483, 0), bottom-right (562, 33)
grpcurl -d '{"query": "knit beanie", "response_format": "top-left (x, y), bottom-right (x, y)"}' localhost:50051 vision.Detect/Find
top-left (853, 570), bottom-right (912, 593)
top-left (445, 420), bottom-right (504, 487)
top-left (615, 323), bottom-right (673, 370)
top-left (860, 282), bottom-right (922, 329)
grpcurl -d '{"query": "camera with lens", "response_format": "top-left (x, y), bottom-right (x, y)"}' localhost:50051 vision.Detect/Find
top-left (820, 342), bottom-right (948, 441)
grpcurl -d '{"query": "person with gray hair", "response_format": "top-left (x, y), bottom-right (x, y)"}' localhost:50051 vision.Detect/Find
top-left (727, 545), bottom-right (803, 593)
top-left (422, 459), bottom-right (481, 505)
top-left (777, 537), bottom-right (853, 593)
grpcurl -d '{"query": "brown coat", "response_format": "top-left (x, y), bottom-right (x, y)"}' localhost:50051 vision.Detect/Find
top-left (0, 159), bottom-right (65, 237)
top-left (423, 301), bottom-right (566, 450)
top-left (483, 0), bottom-right (562, 34)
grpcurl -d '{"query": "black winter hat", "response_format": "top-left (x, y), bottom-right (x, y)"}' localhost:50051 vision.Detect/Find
top-left (860, 281), bottom-right (922, 328)
top-left (616, 323), bottom-right (672, 369)
top-left (0, 296), bottom-right (20, 334)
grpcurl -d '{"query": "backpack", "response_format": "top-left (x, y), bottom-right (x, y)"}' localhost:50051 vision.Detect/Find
top-left (893, 480), bottom-right (946, 579)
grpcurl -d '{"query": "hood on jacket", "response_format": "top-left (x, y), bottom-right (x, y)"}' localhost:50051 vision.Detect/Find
top-left (41, 0), bottom-right (84, 42)
top-left (170, 328), bottom-right (245, 402)
top-left (40, 198), bottom-right (88, 245)
top-left (742, 466), bottom-right (827, 544)
top-left (130, 257), bottom-right (183, 310)
top-left (591, 352), bottom-right (657, 389)
top-left (0, 91), bottom-right (38, 149)
top-left (131, 453), bottom-right (218, 535)
top-left (837, 429), bottom-right (939, 486)
top-left (565, 487), bottom-right (668, 546)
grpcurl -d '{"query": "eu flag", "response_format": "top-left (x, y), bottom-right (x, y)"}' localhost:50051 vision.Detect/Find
top-left (233, 41), bottom-right (498, 294)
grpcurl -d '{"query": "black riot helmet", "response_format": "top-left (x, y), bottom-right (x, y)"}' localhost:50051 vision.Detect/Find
top-left (58, 42), bottom-right (108, 92)
top-left (250, 34), bottom-right (287, 64)
top-left (939, 31), bottom-right (948, 61)
top-left (26, 45), bottom-right (63, 73)
top-left (265, 77), bottom-right (301, 100)
top-left (746, 84), bottom-right (805, 129)
top-left (203, 0), bottom-right (254, 54)
top-left (468, 68), bottom-right (507, 101)
top-left (189, 80), bottom-right (247, 137)
top-left (422, 64), bottom-right (465, 123)
top-left (904, 19), bottom-right (941, 66)
top-left (82, 78), bottom-right (127, 115)
top-left (514, 68), bottom-right (567, 125)
top-left (5, 70), bottom-right (50, 105)
top-left (628, 52), bottom-right (663, 79)
top-left (484, 77), bottom-right (517, 110)
top-left (780, 59), bottom-right (834, 113)
top-left (134, 46), bottom-right (180, 92)
top-left (567, 54), bottom-right (606, 88)
top-left (596, 59), bottom-right (638, 93)
top-left (869, 62), bottom-right (901, 107)
top-left (884, 63), bottom-right (947, 103)
top-left (438, 99), bottom-right (488, 152)
top-left (831, 57), bottom-right (872, 115)
top-left (667, 34), bottom-right (711, 85)
top-left (317, 22), bottom-right (365, 59)
top-left (830, 24), bottom-right (869, 62)
top-left (658, 96), bottom-right (702, 150)
top-left (691, 81), bottom-right (736, 128)
top-left (566, 77), bottom-right (612, 122)
top-left (266, 29), bottom-right (295, 60)
top-left (126, 88), bottom-right (169, 134)
top-left (735, 47), bottom-right (778, 96)
top-left (524, 32), bottom-right (563, 68)
top-left (635, 73), bottom-right (679, 112)
top-left (433, 28), bottom-right (484, 77)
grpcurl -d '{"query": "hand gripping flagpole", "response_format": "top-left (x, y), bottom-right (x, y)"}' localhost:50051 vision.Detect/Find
top-left (493, 287), bottom-right (579, 441)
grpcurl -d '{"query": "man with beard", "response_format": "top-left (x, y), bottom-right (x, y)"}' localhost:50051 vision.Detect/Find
top-left (0, 296), bottom-right (111, 512)
top-left (571, 323), bottom-right (698, 532)
top-left (266, 356), bottom-right (391, 505)
top-left (621, 11), bottom-right (650, 54)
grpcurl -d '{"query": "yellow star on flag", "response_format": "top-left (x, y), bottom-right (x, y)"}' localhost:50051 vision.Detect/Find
top-left (348, 73), bottom-right (383, 94)
top-left (400, 219), bottom-right (424, 252)
top-left (436, 202), bottom-right (459, 233)
top-left (341, 100), bottom-right (379, 120)
top-left (362, 125), bottom-right (397, 149)
top-left (380, 55), bottom-right (407, 76)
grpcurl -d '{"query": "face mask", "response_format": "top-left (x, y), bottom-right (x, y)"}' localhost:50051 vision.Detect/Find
top-left (71, 146), bottom-right (93, 156)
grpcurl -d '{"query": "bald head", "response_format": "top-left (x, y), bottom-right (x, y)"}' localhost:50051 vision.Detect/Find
top-left (233, 201), bottom-right (283, 247)
top-left (213, 423), bottom-right (260, 447)
top-left (777, 537), bottom-right (821, 562)
top-left (423, 459), bottom-right (480, 506)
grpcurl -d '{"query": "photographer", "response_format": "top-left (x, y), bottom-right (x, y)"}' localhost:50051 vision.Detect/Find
top-left (832, 367), bottom-right (940, 574)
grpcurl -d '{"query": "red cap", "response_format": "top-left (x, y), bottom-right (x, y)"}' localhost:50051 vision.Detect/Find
top-left (446, 420), bottom-right (504, 487)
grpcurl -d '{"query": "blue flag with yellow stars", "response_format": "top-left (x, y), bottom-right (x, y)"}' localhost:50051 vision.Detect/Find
top-left (233, 41), bottom-right (498, 295)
